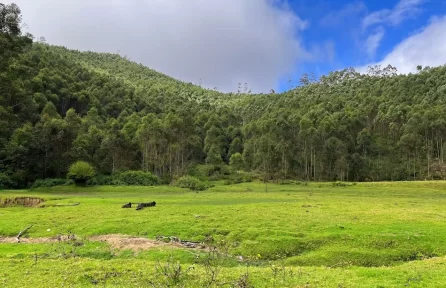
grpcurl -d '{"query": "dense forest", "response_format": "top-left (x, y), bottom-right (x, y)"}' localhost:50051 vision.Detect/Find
top-left (2, 3), bottom-right (446, 188)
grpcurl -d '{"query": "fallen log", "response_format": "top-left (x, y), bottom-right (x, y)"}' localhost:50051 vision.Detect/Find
top-left (136, 201), bottom-right (156, 210)
top-left (41, 202), bottom-right (80, 208)
top-left (122, 202), bottom-right (132, 208)
top-left (122, 202), bottom-right (157, 209)
top-left (16, 225), bottom-right (33, 243)
top-left (52, 203), bottom-right (80, 207)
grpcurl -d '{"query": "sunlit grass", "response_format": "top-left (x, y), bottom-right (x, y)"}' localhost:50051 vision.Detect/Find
top-left (1, 181), bottom-right (446, 286)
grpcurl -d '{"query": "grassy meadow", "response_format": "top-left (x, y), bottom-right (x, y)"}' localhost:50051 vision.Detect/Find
top-left (1, 181), bottom-right (446, 287)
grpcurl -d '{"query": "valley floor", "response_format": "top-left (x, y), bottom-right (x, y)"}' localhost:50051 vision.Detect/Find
top-left (1, 181), bottom-right (446, 287)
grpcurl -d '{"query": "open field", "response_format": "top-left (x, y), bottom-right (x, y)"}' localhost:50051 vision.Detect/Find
top-left (1, 181), bottom-right (446, 287)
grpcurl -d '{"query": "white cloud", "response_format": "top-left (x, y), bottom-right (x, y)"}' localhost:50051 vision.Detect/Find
top-left (8, 0), bottom-right (309, 93)
top-left (358, 16), bottom-right (446, 74)
top-left (306, 40), bottom-right (336, 63)
top-left (363, 0), bottom-right (424, 29)
top-left (320, 1), bottom-right (366, 28)
top-left (362, 0), bottom-right (424, 60)
top-left (365, 28), bottom-right (385, 57)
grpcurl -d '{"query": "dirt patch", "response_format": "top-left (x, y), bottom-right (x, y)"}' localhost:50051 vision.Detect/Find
top-left (0, 197), bottom-right (44, 208)
top-left (91, 234), bottom-right (165, 251)
top-left (0, 234), bottom-right (207, 252)
top-left (91, 234), bottom-right (207, 252)
top-left (0, 234), bottom-right (73, 244)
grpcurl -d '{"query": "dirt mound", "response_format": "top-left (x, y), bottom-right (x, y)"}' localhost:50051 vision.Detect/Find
top-left (0, 197), bottom-right (44, 208)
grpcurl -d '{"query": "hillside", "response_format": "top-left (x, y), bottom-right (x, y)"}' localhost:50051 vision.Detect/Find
top-left (2, 7), bottom-right (446, 187)
top-left (49, 45), bottom-right (248, 107)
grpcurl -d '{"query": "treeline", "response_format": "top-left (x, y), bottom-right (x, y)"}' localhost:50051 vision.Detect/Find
top-left (242, 66), bottom-right (446, 181)
top-left (1, 3), bottom-right (446, 188)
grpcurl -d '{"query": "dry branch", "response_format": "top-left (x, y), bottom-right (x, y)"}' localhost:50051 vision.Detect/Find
top-left (52, 202), bottom-right (80, 207)
top-left (42, 202), bottom-right (80, 208)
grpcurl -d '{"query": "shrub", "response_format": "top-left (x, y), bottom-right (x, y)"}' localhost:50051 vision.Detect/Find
top-left (190, 164), bottom-right (234, 180)
top-left (65, 179), bottom-right (75, 186)
top-left (0, 173), bottom-right (16, 189)
top-left (279, 180), bottom-right (307, 185)
top-left (31, 178), bottom-right (68, 188)
top-left (67, 161), bottom-right (95, 185)
top-left (224, 172), bottom-right (253, 185)
top-left (117, 171), bottom-right (159, 186)
top-left (86, 175), bottom-right (110, 186)
top-left (331, 181), bottom-right (356, 187)
top-left (84, 172), bottom-right (159, 186)
top-left (175, 176), bottom-right (209, 191)
top-left (86, 175), bottom-right (125, 186)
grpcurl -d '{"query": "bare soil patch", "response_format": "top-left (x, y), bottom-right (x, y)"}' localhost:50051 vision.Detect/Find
top-left (90, 234), bottom-right (165, 251)
top-left (0, 234), bottom-right (207, 252)
top-left (0, 234), bottom-right (73, 244)
top-left (0, 197), bottom-right (44, 208)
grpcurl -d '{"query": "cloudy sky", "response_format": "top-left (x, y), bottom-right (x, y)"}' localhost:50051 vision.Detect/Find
top-left (6, 0), bottom-right (446, 92)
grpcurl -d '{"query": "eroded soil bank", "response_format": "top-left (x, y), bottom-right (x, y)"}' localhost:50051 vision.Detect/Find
top-left (0, 197), bottom-right (44, 207)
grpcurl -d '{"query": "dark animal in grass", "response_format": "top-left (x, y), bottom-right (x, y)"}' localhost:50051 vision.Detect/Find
top-left (122, 202), bottom-right (132, 208)
top-left (136, 201), bottom-right (156, 210)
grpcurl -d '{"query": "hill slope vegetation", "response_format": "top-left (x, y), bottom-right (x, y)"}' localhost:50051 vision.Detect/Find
top-left (1, 3), bottom-right (446, 187)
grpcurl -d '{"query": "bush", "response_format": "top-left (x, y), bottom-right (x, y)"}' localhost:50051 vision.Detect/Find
top-left (331, 181), bottom-right (357, 187)
top-left (175, 176), bottom-right (209, 191)
top-left (31, 178), bottom-right (68, 188)
top-left (86, 175), bottom-right (125, 186)
top-left (117, 171), bottom-right (159, 186)
top-left (0, 173), bottom-right (16, 189)
top-left (84, 172), bottom-right (159, 187)
top-left (279, 180), bottom-right (307, 185)
top-left (67, 161), bottom-right (95, 185)
top-left (65, 179), bottom-right (75, 186)
top-left (190, 164), bottom-right (235, 180)
top-left (223, 172), bottom-right (253, 185)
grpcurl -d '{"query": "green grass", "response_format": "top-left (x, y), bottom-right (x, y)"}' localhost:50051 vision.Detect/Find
top-left (1, 181), bottom-right (446, 287)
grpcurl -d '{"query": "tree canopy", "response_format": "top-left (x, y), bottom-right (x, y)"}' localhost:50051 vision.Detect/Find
top-left (1, 3), bottom-right (446, 188)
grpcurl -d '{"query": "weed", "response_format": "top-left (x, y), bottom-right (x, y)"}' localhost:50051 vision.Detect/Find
top-left (149, 254), bottom-right (194, 287)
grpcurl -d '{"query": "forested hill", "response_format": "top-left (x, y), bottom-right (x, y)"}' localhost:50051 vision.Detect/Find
top-left (2, 3), bottom-right (446, 188)
top-left (49, 45), bottom-right (245, 107)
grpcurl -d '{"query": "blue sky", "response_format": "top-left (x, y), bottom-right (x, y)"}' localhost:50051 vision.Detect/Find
top-left (277, 0), bottom-right (446, 91)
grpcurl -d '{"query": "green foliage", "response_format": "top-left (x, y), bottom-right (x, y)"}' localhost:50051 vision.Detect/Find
top-left (0, 173), bottom-right (16, 189)
top-left (190, 164), bottom-right (234, 180)
top-left (175, 175), bottom-right (209, 191)
top-left (116, 171), bottom-right (159, 186)
top-left (2, 3), bottom-right (446, 185)
top-left (230, 152), bottom-right (244, 170)
top-left (331, 181), bottom-right (357, 187)
top-left (86, 172), bottom-right (160, 186)
top-left (205, 145), bottom-right (224, 165)
top-left (149, 254), bottom-right (194, 287)
top-left (224, 171), bottom-right (253, 185)
top-left (278, 180), bottom-right (307, 186)
top-left (86, 175), bottom-right (123, 186)
top-left (31, 178), bottom-right (69, 188)
top-left (67, 161), bottom-right (95, 184)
